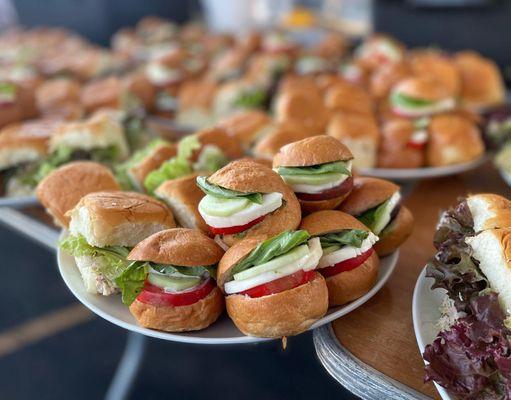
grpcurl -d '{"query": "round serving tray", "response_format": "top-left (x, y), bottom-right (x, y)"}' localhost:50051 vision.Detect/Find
top-left (57, 232), bottom-right (399, 345)
top-left (358, 156), bottom-right (487, 182)
top-left (412, 267), bottom-right (452, 400)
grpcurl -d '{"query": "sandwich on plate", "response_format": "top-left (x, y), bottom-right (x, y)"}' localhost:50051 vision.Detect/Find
top-left (119, 228), bottom-right (224, 332)
top-left (60, 191), bottom-right (175, 295)
top-left (217, 230), bottom-right (328, 337)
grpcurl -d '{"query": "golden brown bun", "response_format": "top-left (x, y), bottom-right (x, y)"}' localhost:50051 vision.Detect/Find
top-left (314, 32), bottom-right (348, 59)
top-left (370, 62), bottom-right (411, 100)
top-left (467, 193), bottom-right (511, 231)
top-left (339, 177), bottom-right (399, 216)
top-left (299, 210), bottom-right (370, 235)
top-left (128, 228), bottom-right (224, 265)
top-left (36, 78), bottom-right (81, 112)
top-left (130, 287), bottom-right (224, 332)
top-left (299, 192), bottom-right (351, 215)
top-left (426, 114), bottom-right (484, 167)
top-left (377, 120), bottom-right (425, 169)
top-left (0, 118), bottom-right (63, 155)
top-left (208, 160), bottom-right (301, 246)
top-left (324, 81), bottom-right (373, 115)
top-left (252, 121), bottom-right (312, 161)
top-left (375, 206), bottom-right (414, 256)
top-left (327, 112), bottom-right (379, 141)
top-left (454, 51), bottom-right (505, 110)
top-left (80, 76), bottom-right (120, 113)
top-left (195, 126), bottom-right (244, 160)
top-left (393, 76), bottom-right (451, 101)
top-left (36, 161), bottom-right (120, 228)
top-left (155, 173), bottom-right (208, 233)
top-left (0, 103), bottom-right (22, 129)
top-left (273, 135), bottom-right (352, 168)
top-left (226, 272), bottom-right (328, 338)
top-left (122, 72), bottom-right (156, 112)
top-left (217, 110), bottom-right (272, 148)
top-left (325, 251), bottom-right (379, 306)
top-left (178, 80), bottom-right (218, 110)
top-left (217, 235), bottom-right (262, 288)
top-left (129, 143), bottom-right (177, 189)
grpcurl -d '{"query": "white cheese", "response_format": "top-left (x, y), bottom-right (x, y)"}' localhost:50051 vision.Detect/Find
top-left (318, 232), bottom-right (379, 269)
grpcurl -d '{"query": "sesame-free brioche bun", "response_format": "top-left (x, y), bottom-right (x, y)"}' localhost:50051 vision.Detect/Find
top-left (128, 142), bottom-right (177, 191)
top-left (129, 287), bottom-right (224, 332)
top-left (466, 194), bottom-right (511, 232)
top-left (393, 76), bottom-right (452, 102)
top-left (375, 206), bottom-right (413, 256)
top-left (128, 228), bottom-right (224, 266)
top-left (68, 191), bottom-right (175, 247)
top-left (252, 121), bottom-right (312, 161)
top-left (208, 160), bottom-right (301, 246)
top-left (339, 177), bottom-right (399, 216)
top-left (194, 126), bottom-right (244, 160)
top-left (217, 110), bottom-right (272, 148)
top-left (325, 251), bottom-right (379, 306)
top-left (155, 173), bottom-right (208, 232)
top-left (36, 161), bottom-right (120, 228)
top-left (226, 272), bottom-right (328, 338)
top-left (273, 135), bottom-right (353, 168)
top-left (299, 210), bottom-right (370, 235)
top-left (178, 79), bottom-right (218, 110)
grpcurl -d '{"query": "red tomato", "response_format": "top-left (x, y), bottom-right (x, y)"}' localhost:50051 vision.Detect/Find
top-left (406, 141), bottom-right (426, 150)
top-left (296, 177), bottom-right (353, 201)
top-left (320, 248), bottom-right (374, 278)
top-left (239, 269), bottom-right (316, 298)
top-left (137, 278), bottom-right (215, 307)
top-left (207, 214), bottom-right (266, 235)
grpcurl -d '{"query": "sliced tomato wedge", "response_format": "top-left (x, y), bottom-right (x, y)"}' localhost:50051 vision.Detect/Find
top-left (136, 278), bottom-right (215, 307)
top-left (239, 269), bottom-right (316, 298)
top-left (320, 248), bottom-right (374, 278)
top-left (296, 177), bottom-right (353, 202)
top-left (207, 214), bottom-right (266, 235)
top-left (406, 141), bottom-right (426, 150)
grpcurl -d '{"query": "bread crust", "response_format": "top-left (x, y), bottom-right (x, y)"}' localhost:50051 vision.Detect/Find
top-left (129, 143), bottom-right (177, 188)
top-left (299, 210), bottom-right (370, 235)
top-left (375, 206), bottom-right (414, 256)
top-left (217, 110), bottom-right (271, 147)
top-left (393, 76), bottom-right (451, 102)
top-left (178, 79), bottom-right (218, 110)
top-left (377, 120), bottom-right (425, 169)
top-left (299, 191), bottom-right (351, 214)
top-left (324, 82), bottom-right (373, 115)
top-left (324, 251), bottom-right (379, 306)
top-left (467, 193), bottom-right (511, 231)
top-left (0, 118), bottom-right (63, 155)
top-left (339, 177), bottom-right (399, 216)
top-left (327, 112), bottom-right (379, 141)
top-left (252, 121), bottom-right (312, 160)
top-left (370, 62), bottom-right (411, 100)
top-left (195, 126), bottom-right (244, 160)
top-left (80, 76), bottom-right (121, 113)
top-left (226, 272), bottom-right (328, 338)
top-left (273, 135), bottom-right (352, 168)
top-left (128, 228), bottom-right (224, 266)
top-left (36, 161), bottom-right (120, 228)
top-left (129, 286), bottom-right (224, 332)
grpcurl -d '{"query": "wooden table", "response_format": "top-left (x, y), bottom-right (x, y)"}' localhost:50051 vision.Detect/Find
top-left (314, 162), bottom-right (511, 399)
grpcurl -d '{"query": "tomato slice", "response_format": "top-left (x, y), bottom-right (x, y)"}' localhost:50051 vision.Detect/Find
top-left (136, 278), bottom-right (215, 307)
top-left (296, 177), bottom-right (353, 201)
top-left (406, 141), bottom-right (426, 150)
top-left (239, 269), bottom-right (316, 298)
top-left (207, 214), bottom-right (266, 235)
top-left (320, 248), bottom-right (374, 278)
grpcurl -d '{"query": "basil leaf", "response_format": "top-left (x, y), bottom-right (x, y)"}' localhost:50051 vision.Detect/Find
top-left (390, 91), bottom-right (434, 109)
top-left (196, 176), bottom-right (263, 204)
top-left (231, 230), bottom-right (310, 276)
top-left (193, 145), bottom-right (229, 173)
top-left (150, 264), bottom-right (217, 279)
top-left (115, 261), bottom-right (149, 306)
top-left (0, 82), bottom-right (16, 97)
top-left (319, 230), bottom-right (369, 248)
top-left (233, 88), bottom-right (267, 109)
top-left (278, 161), bottom-right (351, 177)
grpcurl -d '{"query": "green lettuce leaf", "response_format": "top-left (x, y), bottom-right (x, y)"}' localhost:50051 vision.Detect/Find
top-left (193, 145), bottom-right (229, 173)
top-left (230, 230), bottom-right (310, 276)
top-left (115, 261), bottom-right (149, 306)
top-left (233, 88), bottom-right (267, 109)
top-left (390, 91), bottom-right (433, 109)
top-left (319, 230), bottom-right (369, 248)
top-left (358, 200), bottom-right (390, 232)
top-left (0, 82), bottom-right (17, 100)
top-left (143, 135), bottom-right (200, 194)
top-left (150, 264), bottom-right (216, 279)
top-left (196, 176), bottom-right (263, 204)
top-left (278, 161), bottom-right (351, 177)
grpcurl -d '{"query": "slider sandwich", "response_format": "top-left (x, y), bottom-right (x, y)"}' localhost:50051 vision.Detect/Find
top-left (216, 110), bottom-right (272, 151)
top-left (175, 80), bottom-right (218, 129)
top-left (339, 177), bottom-right (413, 256)
top-left (300, 210), bottom-right (379, 306)
top-left (121, 228), bottom-right (224, 332)
top-left (35, 77), bottom-right (83, 120)
top-left (217, 230), bottom-right (328, 338)
top-left (60, 191), bottom-right (175, 295)
top-left (324, 81), bottom-right (374, 115)
top-left (273, 136), bottom-right (354, 213)
top-left (355, 34), bottom-right (405, 70)
top-left (197, 159), bottom-right (301, 247)
top-left (0, 81), bottom-right (23, 129)
top-left (213, 80), bottom-right (268, 119)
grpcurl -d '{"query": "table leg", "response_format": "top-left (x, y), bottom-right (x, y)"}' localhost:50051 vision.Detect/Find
top-left (105, 332), bottom-right (147, 400)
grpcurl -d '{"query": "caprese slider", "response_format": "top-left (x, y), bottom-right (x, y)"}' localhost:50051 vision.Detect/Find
top-left (339, 177), bottom-right (413, 256)
top-left (273, 136), bottom-right (354, 214)
top-left (122, 228), bottom-right (224, 332)
top-left (216, 110), bottom-right (272, 151)
top-left (354, 34), bottom-right (405, 70)
top-left (197, 159), bottom-right (301, 247)
top-left (300, 210), bottom-right (379, 306)
top-left (217, 230), bottom-right (328, 337)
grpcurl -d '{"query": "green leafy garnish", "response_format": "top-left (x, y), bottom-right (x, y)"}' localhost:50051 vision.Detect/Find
top-left (230, 230), bottom-right (310, 276)
top-left (193, 145), bottom-right (229, 173)
top-left (278, 161), bottom-right (352, 177)
top-left (115, 261), bottom-right (149, 306)
top-left (150, 264), bottom-right (216, 279)
top-left (390, 91), bottom-right (433, 109)
top-left (0, 82), bottom-right (16, 99)
top-left (233, 88), bottom-right (267, 109)
top-left (196, 176), bottom-right (263, 204)
top-left (319, 230), bottom-right (369, 249)
top-left (143, 135), bottom-right (200, 194)
top-left (358, 199), bottom-right (391, 233)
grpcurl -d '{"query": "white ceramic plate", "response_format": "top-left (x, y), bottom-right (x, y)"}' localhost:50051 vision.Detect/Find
top-left (57, 232), bottom-right (399, 345)
top-left (412, 267), bottom-right (453, 400)
top-left (0, 195), bottom-right (38, 208)
top-left (358, 156), bottom-right (487, 181)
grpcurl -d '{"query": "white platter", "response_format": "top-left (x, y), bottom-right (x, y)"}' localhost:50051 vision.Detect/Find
top-left (412, 267), bottom-right (453, 400)
top-left (358, 156), bottom-right (487, 182)
top-left (57, 232), bottom-right (399, 345)
top-left (0, 195), bottom-right (38, 208)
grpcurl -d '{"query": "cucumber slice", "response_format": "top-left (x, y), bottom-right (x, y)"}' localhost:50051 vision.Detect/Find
top-left (322, 245), bottom-right (341, 255)
top-left (282, 172), bottom-right (344, 185)
top-left (148, 273), bottom-right (201, 291)
top-left (233, 244), bottom-right (309, 281)
top-left (199, 195), bottom-right (250, 217)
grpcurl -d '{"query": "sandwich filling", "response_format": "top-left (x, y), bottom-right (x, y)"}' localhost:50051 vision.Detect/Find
top-left (357, 191), bottom-right (401, 236)
top-left (276, 160), bottom-right (353, 200)
top-left (390, 91), bottom-right (455, 117)
top-left (0, 82), bottom-right (16, 106)
top-left (145, 62), bottom-right (182, 87)
top-left (356, 38), bottom-right (402, 65)
top-left (197, 176), bottom-right (283, 235)
top-left (316, 230), bottom-right (379, 277)
top-left (223, 230), bottom-right (322, 297)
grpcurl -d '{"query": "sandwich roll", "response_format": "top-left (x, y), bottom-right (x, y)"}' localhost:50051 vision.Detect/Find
top-left (466, 193), bottom-right (511, 232)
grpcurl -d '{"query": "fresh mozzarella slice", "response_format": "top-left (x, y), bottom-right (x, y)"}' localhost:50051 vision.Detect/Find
top-left (146, 63), bottom-right (181, 86)
top-left (291, 175), bottom-right (349, 194)
top-left (224, 238), bottom-right (322, 295)
top-left (408, 129), bottom-right (429, 145)
top-left (373, 191), bottom-right (401, 235)
top-left (198, 192), bottom-right (283, 228)
top-left (318, 232), bottom-right (379, 269)
top-left (392, 98), bottom-right (455, 118)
